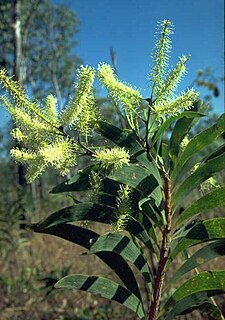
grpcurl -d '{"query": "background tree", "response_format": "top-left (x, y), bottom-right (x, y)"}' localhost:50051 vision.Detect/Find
top-left (0, 0), bottom-right (81, 192)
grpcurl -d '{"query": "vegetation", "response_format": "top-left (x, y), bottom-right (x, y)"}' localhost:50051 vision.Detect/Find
top-left (0, 19), bottom-right (225, 320)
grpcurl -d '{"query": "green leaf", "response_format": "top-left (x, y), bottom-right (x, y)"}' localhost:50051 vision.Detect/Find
top-left (169, 111), bottom-right (200, 165)
top-left (164, 271), bottom-right (225, 317)
top-left (170, 218), bottom-right (225, 262)
top-left (172, 152), bottom-right (225, 205)
top-left (152, 111), bottom-right (204, 145)
top-left (128, 215), bottom-right (156, 251)
top-left (28, 202), bottom-right (154, 252)
top-left (165, 295), bottom-right (223, 320)
top-left (50, 165), bottom-right (97, 193)
top-left (204, 142), bottom-right (225, 162)
top-left (171, 113), bottom-right (225, 180)
top-left (108, 164), bottom-right (162, 206)
top-left (87, 233), bottom-right (152, 285)
top-left (170, 240), bottom-right (225, 283)
top-left (175, 186), bottom-right (225, 227)
top-left (55, 274), bottom-right (145, 319)
top-left (28, 203), bottom-right (114, 231)
top-left (38, 224), bottom-right (142, 300)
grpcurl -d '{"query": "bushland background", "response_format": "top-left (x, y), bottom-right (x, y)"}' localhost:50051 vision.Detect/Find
top-left (0, 1), bottom-right (224, 319)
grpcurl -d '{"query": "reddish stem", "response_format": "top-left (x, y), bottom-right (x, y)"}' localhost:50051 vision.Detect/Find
top-left (148, 173), bottom-right (172, 320)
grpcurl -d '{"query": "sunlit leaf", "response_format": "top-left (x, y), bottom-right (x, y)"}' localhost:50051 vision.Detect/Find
top-left (164, 271), bottom-right (225, 318)
top-left (172, 113), bottom-right (225, 180)
top-left (55, 274), bottom-right (145, 319)
top-left (175, 186), bottom-right (225, 227)
top-left (170, 240), bottom-right (225, 283)
top-left (172, 152), bottom-right (225, 205)
top-left (170, 218), bottom-right (225, 262)
top-left (38, 223), bottom-right (142, 300)
top-left (87, 232), bottom-right (152, 285)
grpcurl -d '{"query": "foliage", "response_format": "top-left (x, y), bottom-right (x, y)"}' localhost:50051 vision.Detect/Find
top-left (1, 19), bottom-right (225, 320)
top-left (0, 0), bottom-right (81, 106)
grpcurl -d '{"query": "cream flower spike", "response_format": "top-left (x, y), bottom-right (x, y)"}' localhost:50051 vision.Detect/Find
top-left (97, 63), bottom-right (142, 113)
top-left (94, 147), bottom-right (130, 170)
top-left (61, 65), bottom-right (99, 138)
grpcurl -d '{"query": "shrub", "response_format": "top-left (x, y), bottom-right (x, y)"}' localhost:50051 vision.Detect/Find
top-left (1, 19), bottom-right (225, 320)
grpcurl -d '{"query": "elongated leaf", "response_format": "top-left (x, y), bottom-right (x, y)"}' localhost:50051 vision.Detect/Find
top-left (172, 113), bottom-right (225, 180)
top-left (28, 203), bottom-right (114, 231)
top-left (96, 120), bottom-right (162, 184)
top-left (108, 164), bottom-right (162, 206)
top-left (128, 215), bottom-right (156, 251)
top-left (28, 202), bottom-right (154, 251)
top-left (175, 186), bottom-right (225, 227)
top-left (169, 112), bottom-right (199, 165)
top-left (87, 233), bottom-right (152, 285)
top-left (204, 142), bottom-right (225, 162)
top-left (170, 218), bottom-right (225, 262)
top-left (165, 295), bottom-right (223, 320)
top-left (164, 271), bottom-right (225, 316)
top-left (55, 274), bottom-right (145, 319)
top-left (152, 111), bottom-right (204, 145)
top-left (50, 165), bottom-right (98, 193)
top-left (172, 152), bottom-right (225, 205)
top-left (38, 224), bottom-right (142, 300)
top-left (170, 240), bottom-right (225, 283)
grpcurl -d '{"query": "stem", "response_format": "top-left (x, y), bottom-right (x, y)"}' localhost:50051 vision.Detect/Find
top-left (148, 172), bottom-right (172, 320)
top-left (145, 99), bottom-right (152, 154)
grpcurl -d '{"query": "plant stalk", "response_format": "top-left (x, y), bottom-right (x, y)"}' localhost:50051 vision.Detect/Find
top-left (148, 172), bottom-right (172, 320)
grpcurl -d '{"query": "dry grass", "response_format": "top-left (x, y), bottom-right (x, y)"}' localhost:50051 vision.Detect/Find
top-left (1, 193), bottom-right (225, 319)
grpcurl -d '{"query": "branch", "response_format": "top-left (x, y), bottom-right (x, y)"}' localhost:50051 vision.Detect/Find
top-left (148, 171), bottom-right (172, 320)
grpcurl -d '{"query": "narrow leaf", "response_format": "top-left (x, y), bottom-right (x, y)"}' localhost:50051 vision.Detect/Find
top-left (87, 233), bottom-right (152, 285)
top-left (172, 113), bottom-right (225, 179)
top-left (165, 295), bottom-right (223, 320)
top-left (164, 271), bottom-right (225, 315)
top-left (175, 186), bottom-right (225, 227)
top-left (28, 203), bottom-right (114, 231)
top-left (170, 240), bottom-right (225, 283)
top-left (172, 152), bottom-right (225, 205)
top-left (108, 164), bottom-right (162, 206)
top-left (38, 224), bottom-right (142, 300)
top-left (152, 111), bottom-right (204, 145)
top-left (28, 202), bottom-right (154, 252)
top-left (50, 165), bottom-right (97, 193)
top-left (55, 274), bottom-right (145, 319)
top-left (169, 109), bottom-right (200, 164)
top-left (170, 218), bottom-right (225, 262)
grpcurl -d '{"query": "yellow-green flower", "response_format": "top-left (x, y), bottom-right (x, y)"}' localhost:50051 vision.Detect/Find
top-left (61, 66), bottom-right (99, 137)
top-left (113, 184), bottom-right (132, 232)
top-left (154, 89), bottom-right (199, 116)
top-left (97, 63), bottom-right (142, 113)
top-left (94, 147), bottom-right (130, 170)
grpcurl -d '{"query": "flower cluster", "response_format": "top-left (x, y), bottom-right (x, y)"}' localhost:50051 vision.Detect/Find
top-left (113, 184), bottom-right (132, 232)
top-left (200, 177), bottom-right (219, 193)
top-left (0, 71), bottom-right (78, 182)
top-left (61, 66), bottom-right (99, 138)
top-left (180, 135), bottom-right (190, 151)
top-left (0, 20), bottom-right (201, 183)
top-left (149, 19), bottom-right (174, 97)
top-left (97, 63), bottom-right (142, 114)
top-left (93, 147), bottom-right (130, 170)
top-left (11, 140), bottom-right (77, 182)
top-left (148, 20), bottom-right (199, 116)
top-left (154, 89), bottom-right (199, 116)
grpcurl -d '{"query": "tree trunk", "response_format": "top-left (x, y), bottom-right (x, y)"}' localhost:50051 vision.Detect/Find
top-left (12, 0), bottom-right (26, 188)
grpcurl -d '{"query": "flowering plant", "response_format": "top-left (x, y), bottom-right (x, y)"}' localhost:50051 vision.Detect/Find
top-left (1, 20), bottom-right (225, 320)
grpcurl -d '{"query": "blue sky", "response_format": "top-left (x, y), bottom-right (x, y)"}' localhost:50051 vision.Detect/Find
top-left (56, 0), bottom-right (224, 114)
